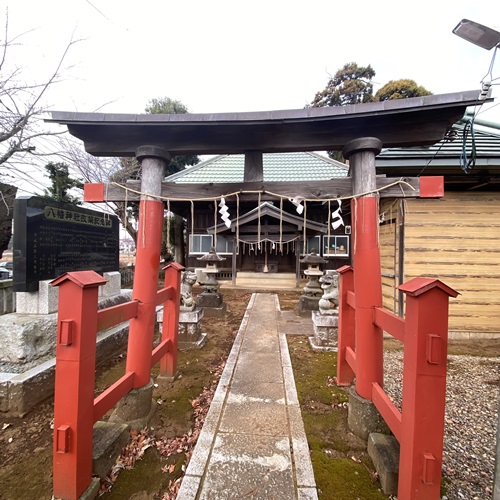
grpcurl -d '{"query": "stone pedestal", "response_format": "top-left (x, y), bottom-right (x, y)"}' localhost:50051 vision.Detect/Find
top-left (367, 433), bottom-right (400, 495)
top-left (309, 310), bottom-right (338, 351)
top-left (297, 295), bottom-right (320, 316)
top-left (348, 386), bottom-right (390, 441)
top-left (109, 379), bottom-right (156, 430)
top-left (197, 292), bottom-right (226, 317)
top-left (16, 279), bottom-right (59, 315)
top-left (179, 308), bottom-right (207, 349)
top-left (16, 271), bottom-right (123, 315)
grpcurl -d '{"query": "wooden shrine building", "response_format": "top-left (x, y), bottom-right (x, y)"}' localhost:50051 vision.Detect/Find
top-left (163, 152), bottom-right (352, 280)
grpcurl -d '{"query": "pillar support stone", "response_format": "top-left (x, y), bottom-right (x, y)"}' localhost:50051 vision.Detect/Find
top-left (342, 137), bottom-right (385, 439)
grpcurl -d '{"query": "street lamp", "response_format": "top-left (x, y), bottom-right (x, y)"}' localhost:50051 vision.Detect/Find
top-left (453, 19), bottom-right (500, 50)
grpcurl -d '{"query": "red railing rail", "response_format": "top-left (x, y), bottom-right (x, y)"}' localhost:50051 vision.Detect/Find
top-left (51, 263), bottom-right (182, 500)
top-left (336, 265), bottom-right (458, 499)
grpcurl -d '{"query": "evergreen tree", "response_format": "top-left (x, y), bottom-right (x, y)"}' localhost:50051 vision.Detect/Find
top-left (310, 62), bottom-right (376, 108)
top-left (375, 79), bottom-right (432, 101)
top-left (43, 162), bottom-right (83, 204)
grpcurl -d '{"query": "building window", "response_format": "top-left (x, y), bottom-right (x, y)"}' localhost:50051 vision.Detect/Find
top-left (302, 235), bottom-right (322, 255)
top-left (323, 235), bottom-right (349, 257)
top-left (215, 236), bottom-right (234, 255)
top-left (189, 234), bottom-right (212, 254)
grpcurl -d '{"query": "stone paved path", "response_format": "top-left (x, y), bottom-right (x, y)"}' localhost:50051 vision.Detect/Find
top-left (177, 293), bottom-right (317, 499)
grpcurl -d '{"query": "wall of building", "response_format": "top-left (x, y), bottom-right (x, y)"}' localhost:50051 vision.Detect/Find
top-left (380, 192), bottom-right (500, 338)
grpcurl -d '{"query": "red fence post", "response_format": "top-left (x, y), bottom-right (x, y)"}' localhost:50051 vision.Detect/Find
top-left (337, 265), bottom-right (355, 386)
top-left (160, 262), bottom-right (183, 377)
top-left (398, 278), bottom-right (458, 499)
top-left (52, 271), bottom-right (107, 500)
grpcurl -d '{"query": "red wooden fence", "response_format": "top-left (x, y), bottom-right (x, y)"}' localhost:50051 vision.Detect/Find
top-left (51, 263), bottom-right (182, 499)
top-left (336, 265), bottom-right (458, 499)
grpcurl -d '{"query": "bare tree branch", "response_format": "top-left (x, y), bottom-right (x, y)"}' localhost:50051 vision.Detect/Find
top-left (0, 9), bottom-right (81, 171)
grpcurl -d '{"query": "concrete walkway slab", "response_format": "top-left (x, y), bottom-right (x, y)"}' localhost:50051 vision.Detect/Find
top-left (178, 293), bottom-right (318, 500)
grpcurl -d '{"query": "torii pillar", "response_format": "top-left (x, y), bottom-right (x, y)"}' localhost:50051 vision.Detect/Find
top-left (342, 137), bottom-right (387, 439)
top-left (109, 146), bottom-right (171, 428)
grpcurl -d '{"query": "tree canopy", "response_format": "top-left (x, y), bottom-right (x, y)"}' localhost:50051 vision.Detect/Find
top-left (374, 79), bottom-right (432, 101)
top-left (310, 62), bottom-right (432, 108)
top-left (43, 162), bottom-right (83, 204)
top-left (310, 62), bottom-right (376, 107)
top-left (309, 62), bottom-right (433, 161)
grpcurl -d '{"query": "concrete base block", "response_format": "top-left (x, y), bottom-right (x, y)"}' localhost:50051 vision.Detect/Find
top-left (180, 332), bottom-right (207, 350)
top-left (297, 295), bottom-right (321, 316)
top-left (92, 421), bottom-right (130, 479)
top-left (310, 311), bottom-right (338, 351)
top-left (17, 280), bottom-right (59, 315)
top-left (197, 292), bottom-right (224, 309)
top-left (201, 303), bottom-right (227, 317)
top-left (156, 371), bottom-right (180, 383)
top-left (178, 308), bottom-right (207, 349)
top-left (367, 433), bottom-right (400, 495)
top-left (1, 321), bottom-right (130, 417)
top-left (109, 380), bottom-right (156, 430)
top-left (308, 336), bottom-right (337, 352)
top-left (348, 386), bottom-right (390, 441)
top-left (99, 271), bottom-right (121, 298)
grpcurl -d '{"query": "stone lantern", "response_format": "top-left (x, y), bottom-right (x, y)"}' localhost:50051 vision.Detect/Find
top-left (297, 249), bottom-right (327, 315)
top-left (196, 246), bottom-right (226, 316)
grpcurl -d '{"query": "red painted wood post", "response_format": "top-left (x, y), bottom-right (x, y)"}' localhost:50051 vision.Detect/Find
top-left (160, 262), bottom-right (183, 377)
top-left (126, 147), bottom-right (171, 388)
top-left (398, 278), bottom-right (458, 499)
top-left (51, 271), bottom-right (107, 500)
top-left (343, 138), bottom-right (384, 400)
top-left (336, 265), bottom-right (355, 386)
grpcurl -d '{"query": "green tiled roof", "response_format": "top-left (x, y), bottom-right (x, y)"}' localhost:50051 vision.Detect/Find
top-left (165, 152), bottom-right (348, 183)
top-left (376, 118), bottom-right (500, 177)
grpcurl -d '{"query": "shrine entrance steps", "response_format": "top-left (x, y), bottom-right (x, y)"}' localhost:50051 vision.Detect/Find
top-left (230, 272), bottom-right (299, 289)
top-left (177, 293), bottom-right (318, 499)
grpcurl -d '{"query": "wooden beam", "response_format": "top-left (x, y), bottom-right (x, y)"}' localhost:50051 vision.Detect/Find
top-left (244, 152), bottom-right (264, 182)
top-left (84, 176), bottom-right (433, 203)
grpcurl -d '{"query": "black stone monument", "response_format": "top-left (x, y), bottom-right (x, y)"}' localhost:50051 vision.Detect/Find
top-left (13, 196), bottom-right (119, 292)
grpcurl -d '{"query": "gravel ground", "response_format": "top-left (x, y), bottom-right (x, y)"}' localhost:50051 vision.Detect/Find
top-left (384, 350), bottom-right (499, 499)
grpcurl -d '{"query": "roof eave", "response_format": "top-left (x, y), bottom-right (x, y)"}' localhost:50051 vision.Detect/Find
top-left (46, 90), bottom-right (491, 157)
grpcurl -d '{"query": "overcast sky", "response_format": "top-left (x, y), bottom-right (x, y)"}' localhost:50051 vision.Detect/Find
top-left (3, 0), bottom-right (500, 196)
top-left (5, 0), bottom-right (500, 117)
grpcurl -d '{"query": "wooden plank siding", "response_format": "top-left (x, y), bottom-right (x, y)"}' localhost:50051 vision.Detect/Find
top-left (379, 215), bottom-right (398, 313)
top-left (379, 199), bottom-right (404, 315)
top-left (399, 191), bottom-right (500, 336)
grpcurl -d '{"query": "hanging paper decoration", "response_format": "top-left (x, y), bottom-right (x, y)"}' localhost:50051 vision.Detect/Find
top-left (289, 196), bottom-right (304, 215)
top-left (219, 197), bottom-right (231, 228)
top-left (331, 199), bottom-right (344, 230)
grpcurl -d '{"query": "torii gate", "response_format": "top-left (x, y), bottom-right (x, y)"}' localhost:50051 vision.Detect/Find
top-left (47, 91), bottom-right (486, 497)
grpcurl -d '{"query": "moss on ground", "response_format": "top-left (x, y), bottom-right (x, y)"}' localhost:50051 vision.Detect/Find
top-left (311, 451), bottom-right (387, 500)
top-left (288, 336), bottom-right (387, 500)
